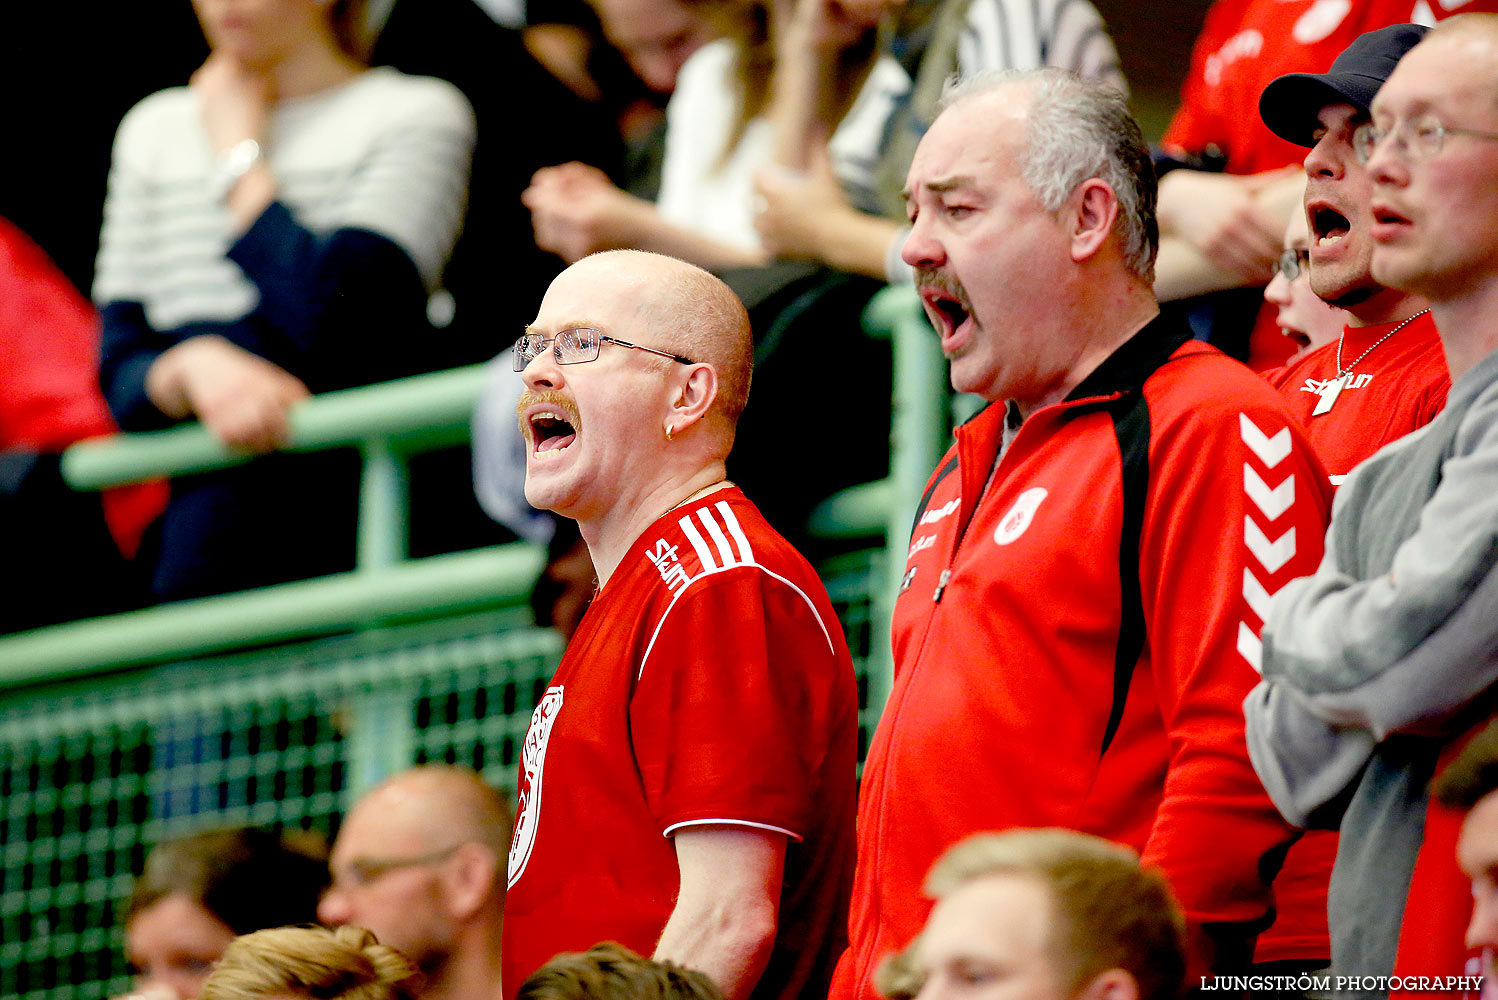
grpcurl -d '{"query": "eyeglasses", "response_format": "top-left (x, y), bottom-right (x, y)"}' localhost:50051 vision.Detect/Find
top-left (1353, 115), bottom-right (1498, 164)
top-left (514, 327), bottom-right (696, 372)
top-left (331, 845), bottom-right (461, 888)
top-left (1277, 247), bottom-right (1311, 282)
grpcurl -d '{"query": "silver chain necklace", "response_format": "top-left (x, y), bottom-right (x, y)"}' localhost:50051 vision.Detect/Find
top-left (1313, 309), bottom-right (1431, 417)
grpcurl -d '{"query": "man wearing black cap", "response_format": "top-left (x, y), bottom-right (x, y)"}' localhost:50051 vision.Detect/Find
top-left (1256, 24), bottom-right (1450, 486)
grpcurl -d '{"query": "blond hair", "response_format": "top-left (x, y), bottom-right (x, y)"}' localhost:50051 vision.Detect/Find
top-left (200, 926), bottom-right (422, 1000)
top-left (921, 830), bottom-right (1186, 1000)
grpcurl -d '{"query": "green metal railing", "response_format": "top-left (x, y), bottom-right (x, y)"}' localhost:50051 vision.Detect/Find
top-left (0, 285), bottom-right (943, 1000)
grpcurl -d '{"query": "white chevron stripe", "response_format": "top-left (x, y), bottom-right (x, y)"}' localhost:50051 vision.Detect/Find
top-left (1242, 567), bottom-right (1273, 623)
top-left (1244, 465), bottom-right (1295, 520)
top-left (1245, 518), bottom-right (1297, 574)
top-left (1237, 621), bottom-right (1264, 674)
top-left (678, 516), bottom-right (719, 571)
top-left (716, 501), bottom-right (755, 563)
top-left (1239, 413), bottom-right (1292, 468)
top-left (697, 509), bottom-right (738, 567)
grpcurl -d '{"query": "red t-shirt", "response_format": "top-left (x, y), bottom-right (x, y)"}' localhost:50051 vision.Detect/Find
top-left (1265, 311), bottom-right (1450, 484)
top-left (502, 488), bottom-right (857, 999)
top-left (1257, 309), bottom-right (1449, 965)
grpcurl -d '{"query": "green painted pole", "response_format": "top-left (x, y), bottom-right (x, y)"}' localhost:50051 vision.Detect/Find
top-left (870, 287), bottom-right (945, 719)
top-left (63, 365), bottom-right (489, 490)
top-left (358, 438), bottom-right (410, 571)
top-left (0, 544), bottom-right (544, 688)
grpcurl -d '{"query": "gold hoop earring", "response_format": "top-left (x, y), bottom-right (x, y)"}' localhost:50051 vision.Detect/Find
top-left (665, 424), bottom-right (674, 442)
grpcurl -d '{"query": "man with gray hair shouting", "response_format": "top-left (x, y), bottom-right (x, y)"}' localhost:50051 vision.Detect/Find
top-left (832, 68), bottom-right (1332, 998)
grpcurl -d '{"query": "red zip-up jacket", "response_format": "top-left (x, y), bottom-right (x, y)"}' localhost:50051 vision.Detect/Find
top-left (831, 318), bottom-right (1333, 999)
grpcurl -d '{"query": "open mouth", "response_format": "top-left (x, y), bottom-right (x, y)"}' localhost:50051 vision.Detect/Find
top-left (930, 295), bottom-right (969, 331)
top-left (529, 410), bottom-right (577, 458)
top-left (517, 390), bottom-right (582, 461)
top-left (1280, 327), bottom-right (1311, 350)
top-left (916, 275), bottom-right (974, 346)
top-left (1311, 205), bottom-right (1351, 248)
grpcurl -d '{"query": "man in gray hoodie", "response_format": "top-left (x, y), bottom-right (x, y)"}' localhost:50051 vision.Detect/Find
top-left (1246, 12), bottom-right (1498, 993)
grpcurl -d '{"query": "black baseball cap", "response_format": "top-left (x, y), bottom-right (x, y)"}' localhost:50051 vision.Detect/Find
top-left (1259, 23), bottom-right (1430, 147)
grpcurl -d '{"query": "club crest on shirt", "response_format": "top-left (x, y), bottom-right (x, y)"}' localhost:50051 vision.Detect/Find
top-left (994, 488), bottom-right (1048, 546)
top-left (508, 685), bottom-right (564, 889)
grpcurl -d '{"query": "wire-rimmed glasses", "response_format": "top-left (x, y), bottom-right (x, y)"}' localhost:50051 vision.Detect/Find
top-left (1353, 115), bottom-right (1498, 164)
top-left (513, 327), bottom-right (696, 372)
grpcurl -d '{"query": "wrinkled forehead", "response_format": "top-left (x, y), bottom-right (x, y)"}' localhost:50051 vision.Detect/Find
top-left (906, 98), bottom-right (1028, 195)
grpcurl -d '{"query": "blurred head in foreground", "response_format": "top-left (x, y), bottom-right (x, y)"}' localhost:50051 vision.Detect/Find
top-left (517, 942), bottom-right (722, 1000)
top-left (877, 829), bottom-right (1186, 1000)
top-left (201, 925), bottom-right (422, 1000)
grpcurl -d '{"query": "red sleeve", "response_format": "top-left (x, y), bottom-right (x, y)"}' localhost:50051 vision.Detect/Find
top-left (1137, 386), bottom-right (1333, 959)
top-left (630, 567), bottom-right (839, 840)
top-left (1421, 380), bottom-right (1451, 428)
top-left (0, 217), bottom-right (116, 452)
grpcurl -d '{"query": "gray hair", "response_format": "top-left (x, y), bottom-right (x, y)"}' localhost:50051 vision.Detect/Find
top-left (938, 68), bottom-right (1158, 283)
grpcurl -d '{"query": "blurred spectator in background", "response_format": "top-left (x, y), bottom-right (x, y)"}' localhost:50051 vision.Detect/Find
top-left (95, 0), bottom-right (475, 601)
top-left (123, 827), bottom-right (329, 1000)
top-left (523, 0), bottom-right (715, 201)
top-left (1153, 0), bottom-right (1498, 371)
top-left (516, 943), bottom-right (723, 1000)
top-left (521, 0), bottom-right (774, 272)
top-left (0, 215), bottom-right (166, 632)
top-left (752, 0), bottom-right (1123, 284)
top-left (876, 830), bottom-right (1187, 1000)
top-left (1262, 180), bottom-right (1348, 364)
top-left (319, 766), bottom-right (510, 1000)
top-left (0, 3), bottom-right (208, 299)
top-left (201, 926), bottom-right (422, 1000)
